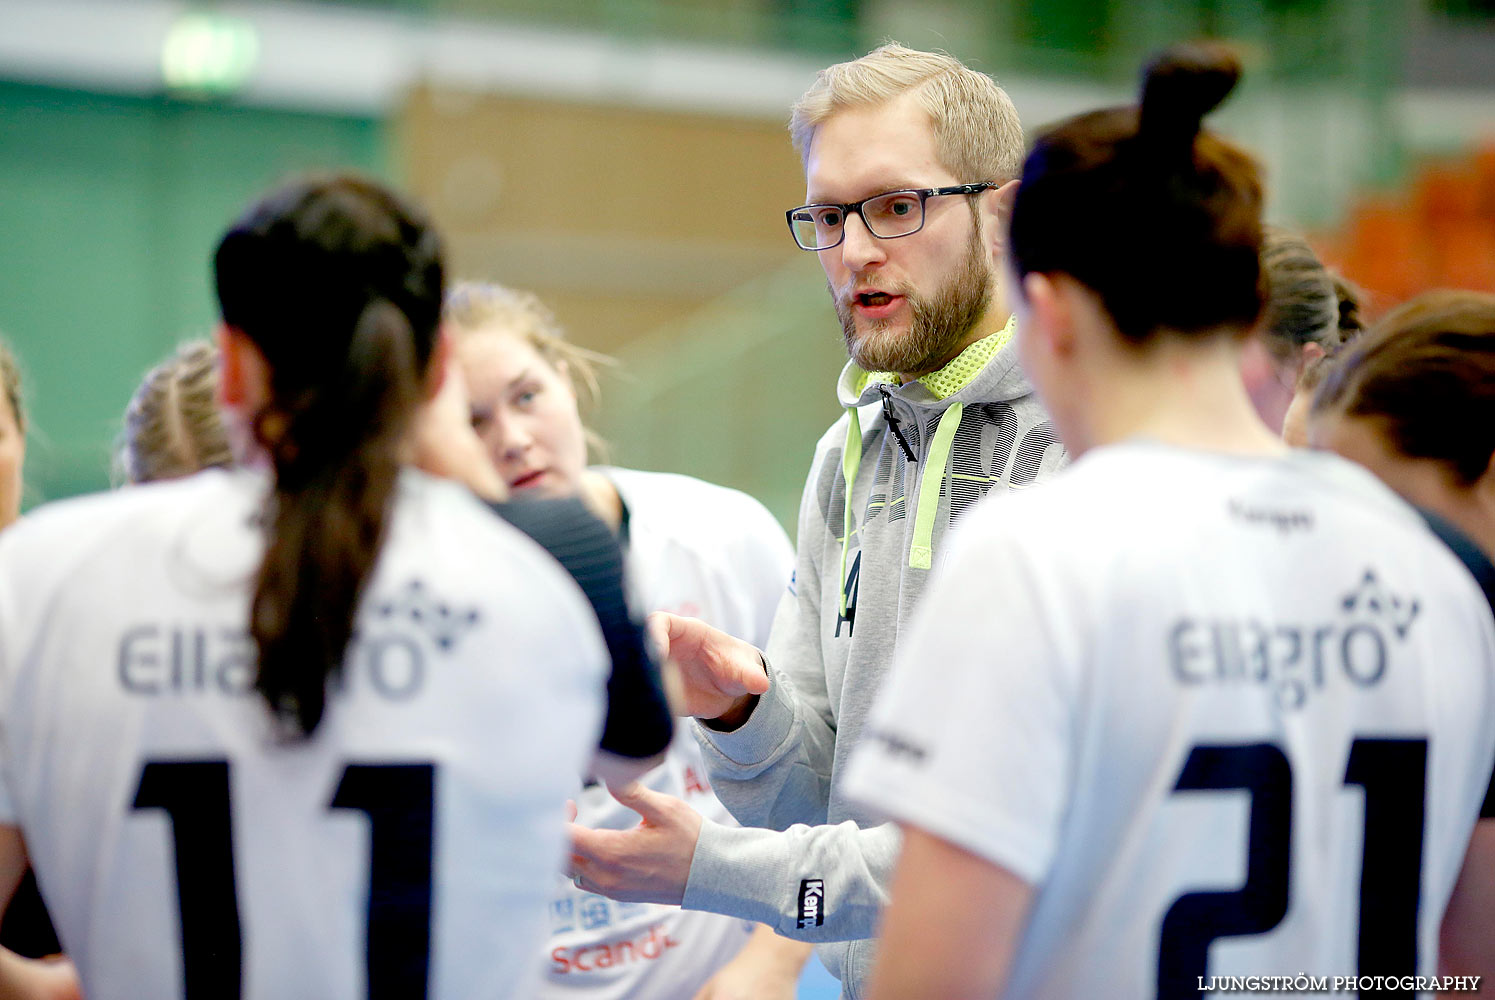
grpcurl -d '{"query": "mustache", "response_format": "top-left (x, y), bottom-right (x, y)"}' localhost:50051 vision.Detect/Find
top-left (829, 281), bottom-right (910, 308)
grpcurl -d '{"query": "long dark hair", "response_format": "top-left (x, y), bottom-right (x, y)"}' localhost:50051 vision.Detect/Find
top-left (1009, 42), bottom-right (1264, 344)
top-left (214, 174), bottom-right (444, 735)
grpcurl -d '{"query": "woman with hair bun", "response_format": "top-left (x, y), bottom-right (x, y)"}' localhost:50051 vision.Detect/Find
top-left (1243, 227), bottom-right (1364, 438)
top-left (844, 45), bottom-right (1495, 998)
top-left (0, 173), bottom-right (668, 999)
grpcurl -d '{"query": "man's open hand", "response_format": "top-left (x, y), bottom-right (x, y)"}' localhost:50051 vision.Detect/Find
top-left (647, 613), bottom-right (769, 727)
top-left (567, 782), bottom-right (704, 905)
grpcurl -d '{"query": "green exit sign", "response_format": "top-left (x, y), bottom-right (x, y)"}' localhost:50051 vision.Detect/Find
top-left (161, 13), bottom-right (260, 95)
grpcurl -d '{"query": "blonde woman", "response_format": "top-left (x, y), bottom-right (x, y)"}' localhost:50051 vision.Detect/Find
top-left (115, 339), bottom-right (234, 485)
top-left (0, 340), bottom-right (80, 1000)
top-left (446, 283), bottom-right (811, 1000)
top-left (0, 340), bottom-right (25, 531)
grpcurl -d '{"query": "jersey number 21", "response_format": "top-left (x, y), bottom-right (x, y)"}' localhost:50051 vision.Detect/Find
top-left (1157, 739), bottom-right (1426, 999)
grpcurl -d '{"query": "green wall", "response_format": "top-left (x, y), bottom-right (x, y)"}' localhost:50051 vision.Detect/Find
top-left (0, 82), bottom-right (385, 504)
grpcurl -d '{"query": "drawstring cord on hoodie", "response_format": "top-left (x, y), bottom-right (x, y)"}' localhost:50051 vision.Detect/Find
top-left (909, 401), bottom-right (963, 570)
top-left (838, 404), bottom-right (863, 618)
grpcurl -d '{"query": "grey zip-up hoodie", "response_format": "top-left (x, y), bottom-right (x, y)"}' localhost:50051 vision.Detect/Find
top-left (683, 324), bottom-right (1066, 998)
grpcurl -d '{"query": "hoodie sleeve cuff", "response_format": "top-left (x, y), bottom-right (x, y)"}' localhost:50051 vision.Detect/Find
top-left (681, 819), bottom-right (786, 926)
top-left (692, 658), bottom-right (799, 768)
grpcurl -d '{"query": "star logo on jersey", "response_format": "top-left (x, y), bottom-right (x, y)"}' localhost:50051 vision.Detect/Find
top-left (373, 579), bottom-right (481, 651)
top-left (1340, 569), bottom-right (1420, 639)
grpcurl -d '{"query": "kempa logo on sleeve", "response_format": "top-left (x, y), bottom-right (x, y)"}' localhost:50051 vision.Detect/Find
top-left (797, 879), bottom-right (825, 929)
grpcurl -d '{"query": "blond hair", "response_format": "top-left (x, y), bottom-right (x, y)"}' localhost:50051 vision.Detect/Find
top-left (444, 282), bottom-right (616, 456)
top-left (790, 42), bottom-right (1025, 184)
top-left (117, 339), bottom-right (234, 485)
top-left (0, 338), bottom-right (23, 435)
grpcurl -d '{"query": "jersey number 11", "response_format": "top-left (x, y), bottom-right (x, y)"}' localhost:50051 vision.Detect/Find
top-left (133, 759), bottom-right (434, 1000)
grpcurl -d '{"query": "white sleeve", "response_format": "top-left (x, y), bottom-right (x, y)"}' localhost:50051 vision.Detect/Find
top-left (713, 489), bottom-right (795, 652)
top-left (840, 511), bottom-right (1080, 885)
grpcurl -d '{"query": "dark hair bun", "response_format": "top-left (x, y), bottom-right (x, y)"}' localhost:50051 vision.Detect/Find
top-left (1138, 42), bottom-right (1243, 154)
top-left (1332, 275), bottom-right (1364, 336)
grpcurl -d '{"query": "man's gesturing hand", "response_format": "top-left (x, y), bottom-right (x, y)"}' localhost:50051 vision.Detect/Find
top-left (567, 782), bottom-right (703, 905)
top-left (647, 612), bottom-right (770, 727)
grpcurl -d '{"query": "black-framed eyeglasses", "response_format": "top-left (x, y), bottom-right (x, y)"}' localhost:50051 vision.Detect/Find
top-left (785, 182), bottom-right (996, 251)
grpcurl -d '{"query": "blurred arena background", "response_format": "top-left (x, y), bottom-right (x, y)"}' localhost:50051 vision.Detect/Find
top-left (1, 0), bottom-right (1492, 533)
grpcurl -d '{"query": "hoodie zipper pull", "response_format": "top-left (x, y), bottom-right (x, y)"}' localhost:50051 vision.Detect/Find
top-left (878, 385), bottom-right (917, 463)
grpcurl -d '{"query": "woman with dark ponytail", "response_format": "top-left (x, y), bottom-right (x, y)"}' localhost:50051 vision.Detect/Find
top-left (844, 45), bottom-right (1495, 997)
top-left (213, 175), bottom-right (446, 737)
top-left (0, 173), bottom-right (656, 999)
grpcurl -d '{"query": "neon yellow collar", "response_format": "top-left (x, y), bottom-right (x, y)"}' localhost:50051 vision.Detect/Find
top-left (854, 314), bottom-right (1016, 401)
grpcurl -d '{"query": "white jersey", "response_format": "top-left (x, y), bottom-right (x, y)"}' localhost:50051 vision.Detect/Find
top-left (537, 468), bottom-right (792, 1000)
top-left (844, 443), bottom-right (1495, 999)
top-left (602, 467), bottom-right (792, 632)
top-left (0, 468), bottom-right (608, 1000)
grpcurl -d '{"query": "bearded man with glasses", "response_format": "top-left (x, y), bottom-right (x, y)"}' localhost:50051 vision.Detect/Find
top-left (567, 42), bottom-right (1065, 998)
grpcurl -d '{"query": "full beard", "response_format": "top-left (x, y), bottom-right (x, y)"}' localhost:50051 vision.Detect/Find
top-left (835, 230), bottom-right (993, 376)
